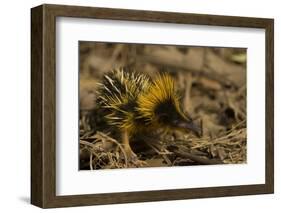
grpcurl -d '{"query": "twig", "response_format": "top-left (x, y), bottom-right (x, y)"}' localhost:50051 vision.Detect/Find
top-left (90, 153), bottom-right (93, 170)
top-left (173, 150), bottom-right (223, 165)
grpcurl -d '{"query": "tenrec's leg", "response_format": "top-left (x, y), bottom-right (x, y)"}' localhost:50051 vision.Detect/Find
top-left (121, 129), bottom-right (137, 159)
top-left (121, 130), bottom-right (146, 166)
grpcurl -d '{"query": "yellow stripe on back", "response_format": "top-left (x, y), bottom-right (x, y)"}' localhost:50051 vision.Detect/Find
top-left (137, 73), bottom-right (182, 122)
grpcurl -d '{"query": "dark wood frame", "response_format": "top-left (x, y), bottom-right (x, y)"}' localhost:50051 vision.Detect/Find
top-left (31, 4), bottom-right (274, 208)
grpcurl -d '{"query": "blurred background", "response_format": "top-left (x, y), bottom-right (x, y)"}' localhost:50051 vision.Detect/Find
top-left (79, 42), bottom-right (247, 169)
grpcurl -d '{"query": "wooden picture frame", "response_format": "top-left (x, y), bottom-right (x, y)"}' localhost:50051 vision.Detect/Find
top-left (31, 4), bottom-right (274, 208)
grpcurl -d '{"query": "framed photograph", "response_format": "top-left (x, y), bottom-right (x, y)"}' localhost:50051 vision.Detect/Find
top-left (31, 4), bottom-right (274, 208)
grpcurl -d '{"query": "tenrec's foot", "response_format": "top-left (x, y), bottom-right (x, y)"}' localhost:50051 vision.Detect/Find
top-left (125, 149), bottom-right (147, 167)
top-left (131, 158), bottom-right (147, 167)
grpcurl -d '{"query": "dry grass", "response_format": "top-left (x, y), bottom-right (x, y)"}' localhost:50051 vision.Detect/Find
top-left (80, 120), bottom-right (246, 169)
